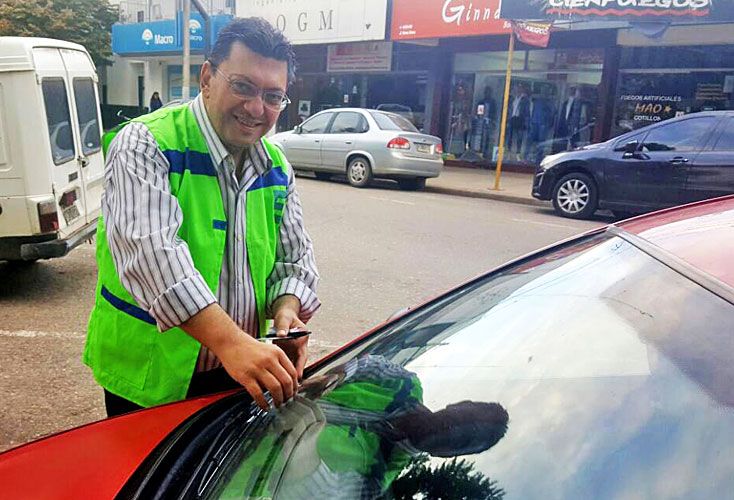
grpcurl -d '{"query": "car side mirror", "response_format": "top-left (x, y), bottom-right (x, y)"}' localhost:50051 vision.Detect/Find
top-left (616, 140), bottom-right (639, 154)
top-left (294, 125), bottom-right (302, 134)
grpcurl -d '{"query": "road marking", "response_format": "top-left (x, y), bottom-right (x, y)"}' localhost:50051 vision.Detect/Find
top-left (0, 329), bottom-right (85, 339)
top-left (369, 196), bottom-right (415, 206)
top-left (511, 218), bottom-right (578, 229)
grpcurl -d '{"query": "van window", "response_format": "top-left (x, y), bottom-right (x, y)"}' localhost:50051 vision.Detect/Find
top-left (42, 79), bottom-right (75, 165)
top-left (73, 79), bottom-right (101, 155)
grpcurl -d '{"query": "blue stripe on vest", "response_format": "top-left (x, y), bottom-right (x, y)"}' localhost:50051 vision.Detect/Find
top-left (164, 150), bottom-right (217, 177)
top-left (213, 219), bottom-right (227, 230)
top-left (248, 167), bottom-right (288, 192)
top-left (101, 286), bottom-right (157, 325)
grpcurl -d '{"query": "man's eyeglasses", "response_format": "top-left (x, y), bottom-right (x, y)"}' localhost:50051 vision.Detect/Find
top-left (214, 67), bottom-right (291, 111)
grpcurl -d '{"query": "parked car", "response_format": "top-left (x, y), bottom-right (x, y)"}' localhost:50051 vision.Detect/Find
top-left (271, 108), bottom-right (443, 190)
top-left (532, 111), bottom-right (734, 219)
top-left (0, 37), bottom-right (104, 263)
top-left (3, 196), bottom-right (734, 498)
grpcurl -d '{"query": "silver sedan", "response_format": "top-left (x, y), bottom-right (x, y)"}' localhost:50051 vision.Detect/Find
top-left (270, 108), bottom-right (444, 190)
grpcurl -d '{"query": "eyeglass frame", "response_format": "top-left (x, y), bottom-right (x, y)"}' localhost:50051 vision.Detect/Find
top-left (212, 65), bottom-right (291, 111)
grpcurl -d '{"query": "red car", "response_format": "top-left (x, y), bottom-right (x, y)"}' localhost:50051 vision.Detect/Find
top-left (2, 196), bottom-right (734, 499)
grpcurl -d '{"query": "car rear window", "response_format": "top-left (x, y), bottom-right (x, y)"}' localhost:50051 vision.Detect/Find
top-left (370, 111), bottom-right (419, 132)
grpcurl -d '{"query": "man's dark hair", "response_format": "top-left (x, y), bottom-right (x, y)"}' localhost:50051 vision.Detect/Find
top-left (209, 17), bottom-right (296, 84)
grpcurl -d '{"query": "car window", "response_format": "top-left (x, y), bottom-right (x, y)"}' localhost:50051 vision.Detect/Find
top-left (73, 78), bottom-right (101, 155)
top-left (613, 131), bottom-right (646, 151)
top-left (42, 79), bottom-right (75, 165)
top-left (713, 117), bottom-right (734, 151)
top-left (195, 233), bottom-right (734, 499)
top-left (370, 111), bottom-right (419, 132)
top-left (642, 117), bottom-right (717, 152)
top-left (329, 112), bottom-right (367, 134)
top-left (300, 113), bottom-right (332, 134)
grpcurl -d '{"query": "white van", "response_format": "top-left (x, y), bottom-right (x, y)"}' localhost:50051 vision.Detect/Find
top-left (0, 37), bottom-right (104, 262)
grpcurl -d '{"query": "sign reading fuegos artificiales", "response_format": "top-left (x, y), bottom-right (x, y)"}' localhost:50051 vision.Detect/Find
top-left (500, 0), bottom-right (734, 22)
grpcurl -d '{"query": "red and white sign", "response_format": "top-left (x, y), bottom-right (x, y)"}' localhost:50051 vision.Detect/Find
top-left (391, 0), bottom-right (511, 40)
top-left (512, 21), bottom-right (552, 48)
top-left (327, 42), bottom-right (393, 73)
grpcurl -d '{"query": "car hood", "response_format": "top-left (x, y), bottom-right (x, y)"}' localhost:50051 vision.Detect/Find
top-left (0, 392), bottom-right (228, 499)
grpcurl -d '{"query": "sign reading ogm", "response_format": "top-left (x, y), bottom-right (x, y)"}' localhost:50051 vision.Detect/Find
top-left (500, 0), bottom-right (734, 21)
top-left (236, 0), bottom-right (388, 44)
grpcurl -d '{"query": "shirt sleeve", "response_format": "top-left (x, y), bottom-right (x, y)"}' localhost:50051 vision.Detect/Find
top-left (103, 122), bottom-right (216, 331)
top-left (265, 162), bottom-right (321, 322)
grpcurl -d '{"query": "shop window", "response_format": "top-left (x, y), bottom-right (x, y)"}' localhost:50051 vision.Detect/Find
top-left (41, 79), bottom-right (75, 165)
top-left (73, 78), bottom-right (101, 156)
top-left (642, 117), bottom-right (717, 152)
top-left (713, 118), bottom-right (734, 151)
top-left (301, 113), bottom-right (332, 134)
top-left (329, 112), bottom-right (367, 134)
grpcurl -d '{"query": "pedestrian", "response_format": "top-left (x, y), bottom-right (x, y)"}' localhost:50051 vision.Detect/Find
top-left (84, 17), bottom-right (320, 417)
top-left (149, 91), bottom-right (163, 112)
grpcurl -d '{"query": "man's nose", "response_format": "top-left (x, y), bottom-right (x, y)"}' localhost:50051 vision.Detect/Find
top-left (243, 94), bottom-right (266, 117)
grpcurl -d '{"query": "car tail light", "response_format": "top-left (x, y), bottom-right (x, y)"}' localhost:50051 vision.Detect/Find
top-left (435, 143), bottom-right (443, 155)
top-left (37, 201), bottom-right (59, 233)
top-left (59, 189), bottom-right (78, 209)
top-left (387, 137), bottom-right (411, 150)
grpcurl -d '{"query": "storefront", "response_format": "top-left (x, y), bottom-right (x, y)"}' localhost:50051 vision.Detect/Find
top-left (612, 24), bottom-right (734, 137)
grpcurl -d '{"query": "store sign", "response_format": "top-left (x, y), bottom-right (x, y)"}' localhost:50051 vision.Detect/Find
top-left (327, 42), bottom-right (393, 73)
top-left (500, 0), bottom-right (734, 22)
top-left (237, 0), bottom-right (388, 44)
top-left (391, 0), bottom-right (510, 40)
top-left (512, 21), bottom-right (552, 47)
top-left (112, 14), bottom-right (232, 55)
top-left (619, 93), bottom-right (682, 125)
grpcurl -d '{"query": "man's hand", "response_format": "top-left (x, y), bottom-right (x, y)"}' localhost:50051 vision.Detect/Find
top-left (272, 295), bottom-right (309, 379)
top-left (182, 304), bottom-right (298, 410)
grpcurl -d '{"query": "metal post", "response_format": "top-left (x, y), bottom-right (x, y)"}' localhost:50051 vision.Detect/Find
top-left (182, 0), bottom-right (191, 101)
top-left (493, 33), bottom-right (515, 191)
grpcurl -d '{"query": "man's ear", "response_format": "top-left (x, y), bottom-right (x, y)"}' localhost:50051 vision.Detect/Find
top-left (200, 61), bottom-right (213, 98)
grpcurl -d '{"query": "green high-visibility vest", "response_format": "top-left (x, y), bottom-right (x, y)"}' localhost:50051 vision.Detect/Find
top-left (83, 104), bottom-right (289, 408)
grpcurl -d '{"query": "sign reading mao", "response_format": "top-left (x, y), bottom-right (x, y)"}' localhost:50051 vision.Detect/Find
top-left (500, 0), bottom-right (734, 22)
top-left (392, 0), bottom-right (510, 40)
top-left (236, 0), bottom-right (388, 45)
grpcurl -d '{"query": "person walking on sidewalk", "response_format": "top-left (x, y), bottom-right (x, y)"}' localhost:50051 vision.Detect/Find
top-left (84, 17), bottom-right (320, 416)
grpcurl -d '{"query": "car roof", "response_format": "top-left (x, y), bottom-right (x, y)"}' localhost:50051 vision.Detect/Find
top-left (617, 196), bottom-right (734, 289)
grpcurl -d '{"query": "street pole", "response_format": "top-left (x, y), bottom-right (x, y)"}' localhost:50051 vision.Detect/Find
top-left (493, 32), bottom-right (515, 191)
top-left (182, 0), bottom-right (191, 101)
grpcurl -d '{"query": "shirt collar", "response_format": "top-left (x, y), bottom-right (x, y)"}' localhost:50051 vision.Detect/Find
top-left (190, 94), bottom-right (272, 177)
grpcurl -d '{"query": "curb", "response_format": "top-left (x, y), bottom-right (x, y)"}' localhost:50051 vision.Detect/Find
top-left (424, 185), bottom-right (549, 208)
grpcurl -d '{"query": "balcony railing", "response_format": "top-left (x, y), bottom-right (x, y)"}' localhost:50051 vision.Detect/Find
top-left (117, 0), bottom-right (234, 24)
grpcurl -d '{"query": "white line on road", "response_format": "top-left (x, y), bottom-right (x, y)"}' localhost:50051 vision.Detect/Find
top-left (0, 329), bottom-right (86, 339)
top-left (511, 218), bottom-right (578, 229)
top-left (369, 196), bottom-right (415, 206)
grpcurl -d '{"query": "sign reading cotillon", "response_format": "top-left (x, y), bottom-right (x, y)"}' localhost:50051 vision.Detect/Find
top-left (500, 0), bottom-right (734, 22)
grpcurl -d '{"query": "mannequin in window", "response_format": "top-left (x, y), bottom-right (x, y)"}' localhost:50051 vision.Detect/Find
top-left (470, 86), bottom-right (497, 159)
top-left (528, 86), bottom-right (555, 164)
top-left (506, 83), bottom-right (531, 159)
top-left (555, 86), bottom-right (584, 152)
top-left (449, 81), bottom-right (472, 153)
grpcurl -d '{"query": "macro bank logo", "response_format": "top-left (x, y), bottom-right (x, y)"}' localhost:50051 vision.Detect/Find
top-left (141, 27), bottom-right (174, 46)
top-left (189, 19), bottom-right (203, 42)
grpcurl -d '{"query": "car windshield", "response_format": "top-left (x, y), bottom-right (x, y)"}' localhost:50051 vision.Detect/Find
top-left (370, 111), bottom-right (419, 132)
top-left (197, 232), bottom-right (734, 499)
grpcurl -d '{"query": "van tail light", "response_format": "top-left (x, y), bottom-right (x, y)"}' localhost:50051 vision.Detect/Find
top-left (387, 137), bottom-right (411, 150)
top-left (37, 201), bottom-right (59, 233)
top-left (435, 143), bottom-right (443, 155)
top-left (59, 189), bottom-right (78, 209)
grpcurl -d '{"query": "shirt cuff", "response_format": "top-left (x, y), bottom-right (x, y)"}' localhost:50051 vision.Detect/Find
top-left (149, 274), bottom-right (217, 332)
top-left (266, 277), bottom-right (321, 322)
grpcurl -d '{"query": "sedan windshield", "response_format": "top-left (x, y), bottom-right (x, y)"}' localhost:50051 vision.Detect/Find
top-left (195, 233), bottom-right (734, 499)
top-left (370, 111), bottom-right (419, 132)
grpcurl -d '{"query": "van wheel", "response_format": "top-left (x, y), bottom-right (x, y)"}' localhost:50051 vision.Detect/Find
top-left (552, 172), bottom-right (598, 219)
top-left (347, 157), bottom-right (373, 188)
top-left (397, 178), bottom-right (426, 191)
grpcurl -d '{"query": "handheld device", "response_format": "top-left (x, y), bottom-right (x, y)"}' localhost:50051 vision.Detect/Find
top-left (259, 327), bottom-right (311, 342)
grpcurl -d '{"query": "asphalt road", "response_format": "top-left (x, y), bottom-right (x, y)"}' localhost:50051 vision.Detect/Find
top-left (0, 176), bottom-right (605, 451)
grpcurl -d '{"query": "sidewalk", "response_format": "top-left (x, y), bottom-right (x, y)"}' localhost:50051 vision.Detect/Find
top-left (425, 166), bottom-right (547, 207)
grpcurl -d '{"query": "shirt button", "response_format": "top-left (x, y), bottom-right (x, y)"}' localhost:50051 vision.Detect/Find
top-left (237, 235), bottom-right (243, 242)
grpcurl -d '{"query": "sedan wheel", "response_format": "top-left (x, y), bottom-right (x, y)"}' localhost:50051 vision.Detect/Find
top-left (347, 157), bottom-right (373, 188)
top-left (552, 173), bottom-right (598, 219)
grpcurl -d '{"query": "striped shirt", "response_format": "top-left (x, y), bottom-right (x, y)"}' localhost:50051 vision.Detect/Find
top-left (103, 95), bottom-right (320, 371)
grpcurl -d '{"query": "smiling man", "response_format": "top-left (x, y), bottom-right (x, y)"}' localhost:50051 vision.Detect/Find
top-left (84, 18), bottom-right (319, 416)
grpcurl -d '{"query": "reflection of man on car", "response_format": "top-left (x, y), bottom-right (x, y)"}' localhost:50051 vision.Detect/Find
top-left (218, 355), bottom-right (508, 499)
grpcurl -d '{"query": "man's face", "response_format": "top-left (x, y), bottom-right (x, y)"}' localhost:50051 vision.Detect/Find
top-left (201, 42), bottom-right (288, 149)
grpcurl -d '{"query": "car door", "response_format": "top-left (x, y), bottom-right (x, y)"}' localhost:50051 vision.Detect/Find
top-left (685, 115), bottom-right (734, 202)
top-left (285, 112), bottom-right (333, 168)
top-left (62, 48), bottom-right (104, 224)
top-left (34, 47), bottom-right (87, 239)
top-left (320, 111), bottom-right (368, 171)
